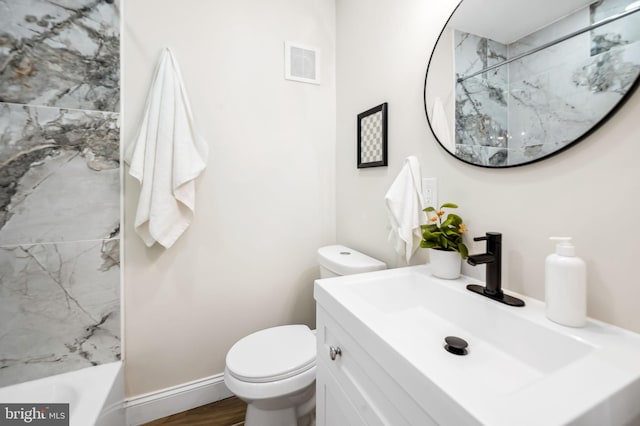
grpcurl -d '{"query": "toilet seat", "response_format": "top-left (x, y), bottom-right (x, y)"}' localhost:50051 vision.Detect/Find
top-left (226, 325), bottom-right (316, 384)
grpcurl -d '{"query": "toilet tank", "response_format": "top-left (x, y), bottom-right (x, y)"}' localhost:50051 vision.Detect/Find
top-left (317, 245), bottom-right (386, 278)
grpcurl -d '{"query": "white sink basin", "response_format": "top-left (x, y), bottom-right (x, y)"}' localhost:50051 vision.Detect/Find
top-left (314, 265), bottom-right (640, 425)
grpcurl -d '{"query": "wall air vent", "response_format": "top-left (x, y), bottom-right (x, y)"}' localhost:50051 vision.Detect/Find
top-left (284, 41), bottom-right (320, 84)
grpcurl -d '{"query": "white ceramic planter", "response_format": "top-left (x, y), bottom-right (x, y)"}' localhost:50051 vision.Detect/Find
top-left (428, 248), bottom-right (462, 279)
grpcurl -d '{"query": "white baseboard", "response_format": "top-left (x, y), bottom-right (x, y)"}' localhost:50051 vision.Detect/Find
top-left (124, 373), bottom-right (233, 425)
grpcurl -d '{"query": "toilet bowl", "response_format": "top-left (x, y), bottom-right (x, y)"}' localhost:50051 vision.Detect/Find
top-left (224, 245), bottom-right (386, 426)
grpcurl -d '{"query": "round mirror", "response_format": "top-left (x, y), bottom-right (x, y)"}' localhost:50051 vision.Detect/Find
top-left (424, 0), bottom-right (640, 167)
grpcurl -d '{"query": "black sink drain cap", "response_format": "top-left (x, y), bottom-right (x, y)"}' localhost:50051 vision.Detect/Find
top-left (444, 336), bottom-right (468, 356)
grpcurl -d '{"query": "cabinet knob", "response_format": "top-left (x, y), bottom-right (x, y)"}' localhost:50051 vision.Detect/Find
top-left (329, 346), bottom-right (342, 360)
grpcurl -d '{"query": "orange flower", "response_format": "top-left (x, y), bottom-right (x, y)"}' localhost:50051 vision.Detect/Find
top-left (429, 216), bottom-right (438, 223)
top-left (436, 210), bottom-right (445, 217)
top-left (458, 223), bottom-right (468, 233)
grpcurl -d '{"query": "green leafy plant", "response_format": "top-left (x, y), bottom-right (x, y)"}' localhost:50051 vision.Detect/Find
top-left (420, 203), bottom-right (469, 259)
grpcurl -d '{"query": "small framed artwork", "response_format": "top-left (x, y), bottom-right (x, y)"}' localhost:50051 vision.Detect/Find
top-left (357, 103), bottom-right (388, 168)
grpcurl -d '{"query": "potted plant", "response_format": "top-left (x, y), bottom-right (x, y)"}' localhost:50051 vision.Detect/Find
top-left (420, 203), bottom-right (469, 279)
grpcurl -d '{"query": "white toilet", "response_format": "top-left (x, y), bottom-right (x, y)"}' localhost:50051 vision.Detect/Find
top-left (224, 245), bottom-right (386, 426)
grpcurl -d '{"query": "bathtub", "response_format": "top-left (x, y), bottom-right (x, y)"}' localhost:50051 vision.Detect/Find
top-left (0, 361), bottom-right (124, 426)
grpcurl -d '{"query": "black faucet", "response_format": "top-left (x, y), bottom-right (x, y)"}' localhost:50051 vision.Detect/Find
top-left (466, 232), bottom-right (525, 307)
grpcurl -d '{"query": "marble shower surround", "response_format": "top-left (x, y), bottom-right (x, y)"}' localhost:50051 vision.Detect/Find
top-left (0, 239), bottom-right (120, 386)
top-left (0, 0), bottom-right (121, 387)
top-left (0, 0), bottom-right (120, 112)
top-left (0, 103), bottom-right (121, 387)
top-left (507, 1), bottom-right (640, 165)
top-left (453, 0), bottom-right (640, 166)
top-left (455, 31), bottom-right (509, 166)
top-left (0, 103), bottom-right (120, 245)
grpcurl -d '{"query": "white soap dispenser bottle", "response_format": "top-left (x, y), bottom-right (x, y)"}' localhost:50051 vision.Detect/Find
top-left (545, 237), bottom-right (587, 327)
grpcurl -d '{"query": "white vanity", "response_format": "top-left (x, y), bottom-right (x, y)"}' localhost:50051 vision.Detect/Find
top-left (314, 265), bottom-right (640, 425)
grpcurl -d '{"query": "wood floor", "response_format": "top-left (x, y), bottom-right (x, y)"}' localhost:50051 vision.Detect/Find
top-left (142, 396), bottom-right (247, 426)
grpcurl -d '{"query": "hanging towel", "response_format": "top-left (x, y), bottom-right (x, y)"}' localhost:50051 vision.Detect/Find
top-left (384, 156), bottom-right (426, 264)
top-left (125, 47), bottom-right (208, 249)
top-left (432, 97), bottom-right (454, 152)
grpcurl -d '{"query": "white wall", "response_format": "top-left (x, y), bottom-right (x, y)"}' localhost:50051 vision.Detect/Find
top-left (122, 0), bottom-right (640, 400)
top-left (336, 0), bottom-right (640, 333)
top-left (123, 0), bottom-right (336, 397)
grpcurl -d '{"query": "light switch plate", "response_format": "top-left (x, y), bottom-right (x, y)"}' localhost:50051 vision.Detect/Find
top-left (422, 177), bottom-right (438, 208)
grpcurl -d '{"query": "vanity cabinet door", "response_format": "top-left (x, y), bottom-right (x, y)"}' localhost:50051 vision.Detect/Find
top-left (316, 306), bottom-right (431, 426)
top-left (316, 359), bottom-right (367, 426)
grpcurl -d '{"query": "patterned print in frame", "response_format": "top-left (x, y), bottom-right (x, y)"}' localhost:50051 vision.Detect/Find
top-left (357, 103), bottom-right (388, 168)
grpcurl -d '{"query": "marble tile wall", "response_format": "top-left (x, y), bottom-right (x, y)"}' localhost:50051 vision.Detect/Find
top-left (0, 0), bottom-right (120, 111)
top-left (0, 0), bottom-right (120, 387)
top-left (507, 0), bottom-right (640, 165)
top-left (454, 31), bottom-right (509, 166)
top-left (454, 0), bottom-right (640, 167)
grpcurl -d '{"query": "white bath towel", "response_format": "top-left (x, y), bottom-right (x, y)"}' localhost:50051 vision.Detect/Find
top-left (384, 156), bottom-right (426, 264)
top-left (125, 47), bottom-right (208, 249)
top-left (432, 97), bottom-right (454, 152)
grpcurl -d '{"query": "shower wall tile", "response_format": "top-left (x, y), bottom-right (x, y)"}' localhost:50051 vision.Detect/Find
top-left (591, 0), bottom-right (640, 56)
top-left (0, 0), bottom-right (119, 112)
top-left (507, 3), bottom-right (640, 165)
top-left (454, 31), bottom-right (509, 167)
top-left (454, 0), bottom-right (640, 166)
top-left (0, 239), bottom-right (120, 387)
top-left (0, 103), bottom-right (120, 245)
top-left (0, 0), bottom-right (120, 388)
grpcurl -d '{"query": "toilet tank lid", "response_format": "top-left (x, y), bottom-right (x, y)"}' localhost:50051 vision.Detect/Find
top-left (317, 245), bottom-right (386, 276)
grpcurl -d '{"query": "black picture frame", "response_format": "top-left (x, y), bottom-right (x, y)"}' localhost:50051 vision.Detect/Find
top-left (357, 103), bottom-right (388, 168)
